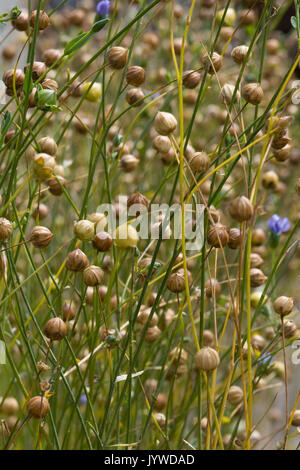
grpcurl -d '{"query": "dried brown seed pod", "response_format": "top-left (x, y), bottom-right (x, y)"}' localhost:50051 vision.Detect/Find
top-left (120, 154), bottom-right (139, 172)
top-left (195, 347), bottom-right (220, 371)
top-left (228, 386), bottom-right (243, 405)
top-left (29, 10), bottom-right (50, 30)
top-left (127, 192), bottom-right (149, 209)
top-left (231, 45), bottom-right (249, 64)
top-left (47, 176), bottom-right (66, 196)
top-left (43, 49), bottom-right (62, 67)
top-left (207, 223), bottom-right (229, 248)
top-left (42, 79), bottom-right (59, 92)
top-left (203, 330), bottom-right (214, 347)
top-left (189, 152), bottom-right (210, 173)
top-left (69, 9), bottom-right (85, 26)
top-left (205, 278), bottom-right (221, 298)
top-left (3, 69), bottom-right (25, 89)
top-left (62, 302), bottom-right (76, 321)
top-left (93, 231), bottom-right (113, 252)
top-left (291, 410), bottom-right (300, 427)
top-left (0, 218), bottom-right (13, 240)
top-left (228, 227), bottom-right (241, 249)
top-left (229, 196), bottom-right (253, 222)
top-left (38, 137), bottom-right (57, 156)
top-left (30, 226), bottom-right (53, 248)
top-left (107, 47), bottom-right (128, 69)
top-left (12, 11), bottom-right (28, 31)
top-left (153, 393), bottom-right (167, 411)
top-left (153, 135), bottom-right (171, 154)
top-left (137, 307), bottom-right (158, 327)
top-left (43, 317), bottom-right (67, 341)
top-left (126, 88), bottom-right (144, 107)
top-left (126, 66), bottom-right (145, 86)
top-left (1, 397), bottom-right (19, 415)
top-left (154, 111), bottom-right (177, 136)
top-left (250, 268), bottom-right (267, 287)
top-left (242, 83), bottom-right (264, 105)
top-left (201, 51), bottom-right (223, 74)
top-left (274, 296), bottom-right (294, 317)
top-left (182, 70), bottom-right (201, 89)
top-left (83, 265), bottom-right (104, 286)
top-left (145, 325), bottom-right (161, 343)
top-left (27, 396), bottom-right (50, 419)
top-left (25, 61), bottom-right (47, 81)
top-left (167, 268), bottom-right (192, 293)
top-left (251, 228), bottom-right (266, 246)
top-left (250, 253), bottom-right (263, 268)
top-left (262, 170), bottom-right (278, 189)
top-left (66, 249), bottom-right (89, 272)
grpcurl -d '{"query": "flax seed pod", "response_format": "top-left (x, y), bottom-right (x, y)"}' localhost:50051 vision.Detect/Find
top-left (203, 330), bottom-right (214, 347)
top-left (33, 153), bottom-right (56, 181)
top-left (182, 70), bottom-right (201, 89)
top-left (12, 11), bottom-right (28, 31)
top-left (231, 45), bottom-right (249, 64)
top-left (273, 144), bottom-right (291, 162)
top-left (43, 317), bottom-right (67, 341)
top-left (126, 88), bottom-right (144, 107)
top-left (0, 218), bottom-right (13, 240)
top-left (274, 296), bottom-right (294, 317)
top-left (205, 278), bottom-right (221, 298)
top-left (1, 397), bottom-right (19, 415)
top-left (152, 135), bottom-right (171, 154)
top-left (291, 410), bottom-right (300, 427)
top-left (38, 137), bottom-right (57, 156)
top-left (74, 220), bottom-right (95, 241)
top-left (251, 228), bottom-right (266, 246)
top-left (189, 152), bottom-right (210, 173)
top-left (137, 307), bottom-right (158, 327)
top-left (229, 196), bottom-right (253, 222)
top-left (279, 319), bottom-right (297, 338)
top-left (242, 83), bottom-right (264, 105)
top-left (42, 78), bottom-right (59, 92)
top-left (107, 47), bottom-right (128, 69)
top-left (195, 347), bottom-right (220, 371)
top-left (114, 224), bottom-right (139, 248)
top-left (3, 69), bottom-right (25, 89)
top-left (228, 227), bottom-right (241, 249)
top-left (83, 265), bottom-right (104, 286)
top-left (126, 66), bottom-right (145, 86)
top-left (153, 393), bottom-right (167, 411)
top-left (201, 51), bottom-right (223, 74)
top-left (62, 302), bottom-right (76, 321)
top-left (228, 386), bottom-right (243, 405)
top-left (30, 226), bottom-right (53, 248)
top-left (250, 268), bottom-right (267, 287)
top-left (27, 396), bottom-right (50, 419)
top-left (69, 9), bottom-right (85, 26)
top-left (145, 325), bottom-right (161, 343)
top-left (154, 111), bottom-right (177, 136)
top-left (221, 84), bottom-right (240, 105)
top-left (120, 154), bottom-right (139, 172)
top-left (262, 170), bottom-right (279, 189)
top-left (66, 249), bottom-right (89, 272)
top-left (25, 61), bottom-right (47, 81)
top-left (167, 268), bottom-right (192, 293)
top-left (47, 176), bottom-right (66, 196)
top-left (43, 49), bottom-right (62, 67)
top-left (250, 253), bottom-right (263, 268)
top-left (29, 10), bottom-right (50, 30)
top-left (93, 231), bottom-right (112, 252)
top-left (207, 224), bottom-right (229, 248)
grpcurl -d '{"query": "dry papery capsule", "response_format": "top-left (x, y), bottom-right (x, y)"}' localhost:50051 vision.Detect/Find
top-left (262, 170), bottom-right (279, 189)
top-left (47, 176), bottom-right (66, 196)
top-left (137, 307), bottom-right (158, 326)
top-left (83, 265), bottom-right (104, 287)
top-left (12, 11), bottom-right (28, 31)
top-left (66, 249), bottom-right (89, 272)
top-left (250, 268), bottom-right (267, 287)
top-left (195, 347), bottom-right (220, 371)
top-left (242, 83), bottom-right (264, 105)
top-left (251, 333), bottom-right (266, 351)
top-left (251, 228), bottom-right (266, 246)
top-left (273, 144), bottom-right (291, 162)
top-left (274, 296), bottom-right (294, 317)
top-left (29, 10), bottom-right (50, 30)
top-left (62, 301), bottom-right (76, 321)
top-left (107, 47), bottom-right (128, 69)
top-left (74, 219), bottom-right (95, 241)
top-left (189, 151), bottom-right (210, 173)
top-left (2, 44), bottom-right (17, 61)
top-left (0, 218), bottom-right (13, 240)
top-left (44, 317), bottom-right (67, 341)
top-left (69, 9), bottom-right (85, 26)
top-left (1, 397), bottom-right (19, 415)
top-left (87, 212), bottom-right (107, 230)
top-left (279, 319), bottom-right (297, 338)
top-left (93, 231), bottom-right (112, 252)
top-left (153, 412), bottom-right (166, 428)
top-left (126, 88), bottom-right (144, 107)
top-left (231, 45), bottom-right (249, 64)
top-left (114, 224), bottom-right (139, 249)
top-left (250, 253), bottom-right (263, 268)
top-left (145, 325), bottom-right (161, 343)
top-left (38, 137), bottom-right (57, 156)
top-left (127, 192), bottom-right (149, 209)
top-left (207, 223), bottom-right (229, 248)
top-left (205, 278), bottom-right (221, 298)
top-left (154, 111), bottom-right (177, 136)
top-left (229, 196), bottom-right (253, 222)
top-left (43, 49), bottom-right (62, 67)
top-left (291, 410), bottom-right (300, 427)
top-left (120, 154), bottom-right (139, 172)
top-left (228, 385), bottom-right (243, 406)
top-left (24, 61), bottom-right (47, 81)
top-left (228, 227), bottom-right (241, 249)
top-left (221, 83), bottom-right (240, 105)
top-left (30, 225), bottom-right (53, 248)
top-left (182, 70), bottom-right (201, 89)
top-left (167, 268), bottom-right (192, 293)
top-left (33, 153), bottom-right (56, 181)
top-left (32, 203), bottom-right (48, 220)
top-left (153, 393), bottom-right (167, 411)
top-left (201, 51), bottom-right (223, 74)
top-left (203, 330), bottom-right (214, 347)
top-left (3, 69), bottom-right (25, 89)
top-left (153, 135), bottom-right (171, 154)
top-left (27, 396), bottom-right (50, 419)
top-left (42, 78), bottom-right (59, 92)
top-left (126, 66), bottom-right (145, 87)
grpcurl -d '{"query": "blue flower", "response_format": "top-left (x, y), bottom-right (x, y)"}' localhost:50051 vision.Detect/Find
top-left (96, 0), bottom-right (110, 18)
top-left (79, 394), bottom-right (87, 406)
top-left (267, 214), bottom-right (290, 235)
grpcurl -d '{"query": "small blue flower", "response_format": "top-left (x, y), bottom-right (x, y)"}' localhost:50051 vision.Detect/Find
top-left (267, 214), bottom-right (290, 235)
top-left (79, 394), bottom-right (87, 406)
top-left (96, 0), bottom-right (110, 18)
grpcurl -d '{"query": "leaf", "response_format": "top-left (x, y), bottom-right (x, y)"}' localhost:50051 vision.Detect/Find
top-left (10, 6), bottom-right (21, 20)
top-left (291, 16), bottom-right (297, 29)
top-left (91, 17), bottom-right (109, 33)
top-left (64, 31), bottom-right (91, 56)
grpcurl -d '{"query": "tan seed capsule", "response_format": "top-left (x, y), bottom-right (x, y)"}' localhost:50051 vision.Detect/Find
top-left (126, 66), bottom-right (145, 86)
top-left (207, 224), bottom-right (229, 248)
top-left (154, 111), bottom-right (177, 136)
top-left (38, 137), bottom-right (57, 156)
top-left (33, 153), bottom-right (56, 181)
top-left (29, 10), bottom-right (50, 30)
top-left (127, 192), bottom-right (149, 209)
top-left (153, 135), bottom-right (171, 154)
top-left (202, 52), bottom-right (223, 74)
top-left (189, 152), bottom-right (210, 173)
top-left (62, 302), bottom-right (76, 321)
top-left (120, 154), bottom-right (139, 172)
top-left (107, 47), bottom-right (128, 69)
top-left (274, 296), bottom-right (294, 317)
top-left (229, 196), bottom-right (253, 222)
top-left (291, 410), bottom-right (300, 427)
top-left (228, 227), bottom-right (241, 249)
top-left (242, 83), bottom-right (264, 105)
top-left (66, 249), bottom-right (89, 272)
top-left (47, 176), bottom-right (66, 196)
top-left (74, 220), bottom-right (95, 241)
top-left (27, 396), bottom-right (50, 419)
top-left (44, 317), bottom-right (67, 341)
top-left (205, 278), bottom-right (221, 298)
top-left (0, 218), bottom-right (13, 240)
top-left (12, 11), bottom-right (28, 31)
top-left (195, 347), bottom-right (220, 371)
top-left (126, 88), bottom-right (144, 107)
top-left (30, 226), bottom-right (53, 248)
top-left (83, 265), bottom-right (104, 286)
top-left (3, 69), bottom-right (25, 89)
top-left (231, 45), bottom-right (249, 64)
top-left (167, 268), bottom-right (192, 293)
top-left (1, 397), bottom-right (19, 415)
top-left (182, 70), bottom-right (201, 89)
top-left (145, 325), bottom-right (161, 343)
top-left (93, 231), bottom-right (113, 252)
top-left (250, 268), bottom-right (267, 287)
top-left (262, 170), bottom-right (279, 189)
top-left (228, 386), bottom-right (243, 405)
top-left (251, 228), bottom-right (266, 246)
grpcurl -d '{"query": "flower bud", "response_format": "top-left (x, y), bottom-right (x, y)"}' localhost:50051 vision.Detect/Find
top-left (83, 265), bottom-right (104, 286)
top-left (30, 226), bottom-right (53, 248)
top-left (0, 218), bottom-right (13, 240)
top-left (207, 223), bottom-right (229, 248)
top-left (189, 152), bottom-right (210, 173)
top-left (182, 70), bottom-right (201, 89)
top-left (195, 347), bottom-right (220, 371)
top-left (27, 396), bottom-right (50, 419)
top-left (43, 317), bottom-right (67, 341)
top-left (114, 224), bottom-right (139, 248)
top-left (274, 296), bottom-right (294, 317)
top-left (126, 66), bottom-right (145, 86)
top-left (66, 249), bottom-right (89, 272)
top-left (93, 231), bottom-right (112, 252)
top-left (154, 111), bottom-right (177, 136)
top-left (229, 196), bottom-right (253, 222)
top-left (107, 47), bottom-right (128, 69)
top-left (242, 83), bottom-right (264, 105)
top-left (74, 220), bottom-right (95, 241)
